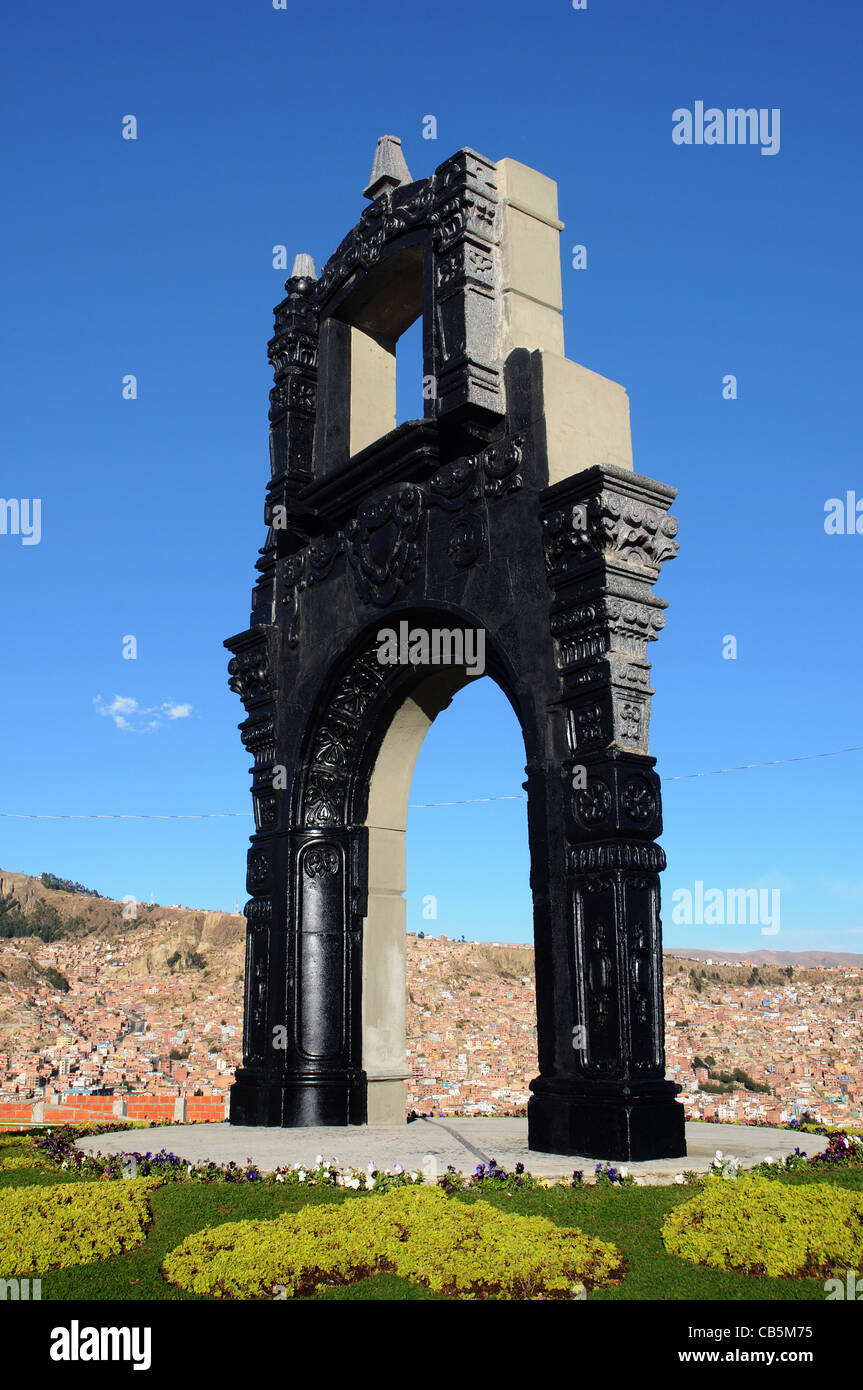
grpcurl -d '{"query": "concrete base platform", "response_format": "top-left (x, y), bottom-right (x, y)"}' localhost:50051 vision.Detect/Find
top-left (75, 1118), bottom-right (826, 1185)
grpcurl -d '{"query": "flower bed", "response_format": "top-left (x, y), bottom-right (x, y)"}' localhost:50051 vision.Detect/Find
top-left (31, 1121), bottom-right (862, 1196)
top-left (162, 1184), bottom-right (624, 1300)
top-left (29, 1127), bottom-right (595, 1191)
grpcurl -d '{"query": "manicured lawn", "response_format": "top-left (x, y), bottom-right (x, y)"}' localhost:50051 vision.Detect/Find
top-left (2, 1130), bottom-right (860, 1301)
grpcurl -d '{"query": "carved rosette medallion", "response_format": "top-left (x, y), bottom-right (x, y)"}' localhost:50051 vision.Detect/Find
top-left (574, 780), bottom-right (612, 827)
top-left (621, 775), bottom-right (657, 825)
top-left (246, 849), bottom-right (271, 889)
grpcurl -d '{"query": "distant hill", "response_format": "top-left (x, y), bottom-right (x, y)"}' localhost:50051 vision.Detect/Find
top-left (665, 946), bottom-right (863, 969)
top-left (2, 868), bottom-right (861, 973)
top-left (0, 869), bottom-right (244, 974)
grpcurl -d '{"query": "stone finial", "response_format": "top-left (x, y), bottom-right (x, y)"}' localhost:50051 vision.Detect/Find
top-left (290, 253), bottom-right (317, 280)
top-left (363, 135), bottom-right (412, 201)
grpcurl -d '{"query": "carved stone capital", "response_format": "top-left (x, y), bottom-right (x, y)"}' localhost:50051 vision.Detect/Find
top-left (542, 464), bottom-right (678, 582)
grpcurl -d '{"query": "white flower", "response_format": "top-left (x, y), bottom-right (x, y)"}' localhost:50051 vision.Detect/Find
top-left (392, 1163), bottom-right (404, 1174)
top-left (674, 1173), bottom-right (685, 1184)
top-left (714, 1150), bottom-right (723, 1160)
top-left (276, 1173), bottom-right (285, 1183)
top-left (411, 1171), bottom-right (420, 1182)
top-left (764, 1156), bottom-right (773, 1165)
top-left (348, 1177), bottom-right (361, 1190)
top-left (365, 1174), bottom-right (375, 1190)
top-left (336, 1174), bottom-right (345, 1186)
top-left (314, 1154), bottom-right (323, 1165)
top-left (367, 1161), bottom-right (376, 1174)
top-left (298, 1170), bottom-right (306, 1182)
top-left (619, 1167), bottom-right (628, 1178)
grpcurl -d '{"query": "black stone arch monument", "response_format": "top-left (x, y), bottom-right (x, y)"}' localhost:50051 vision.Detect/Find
top-left (225, 136), bottom-right (686, 1159)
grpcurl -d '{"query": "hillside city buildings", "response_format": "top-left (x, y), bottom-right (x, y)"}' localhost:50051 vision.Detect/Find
top-left (1, 930), bottom-right (861, 1127)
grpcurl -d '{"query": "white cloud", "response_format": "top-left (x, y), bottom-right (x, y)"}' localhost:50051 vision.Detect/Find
top-left (93, 695), bottom-right (195, 733)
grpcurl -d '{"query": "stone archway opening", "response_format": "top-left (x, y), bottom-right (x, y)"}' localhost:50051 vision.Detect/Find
top-left (315, 239), bottom-right (428, 466)
top-left (362, 665), bottom-right (530, 1124)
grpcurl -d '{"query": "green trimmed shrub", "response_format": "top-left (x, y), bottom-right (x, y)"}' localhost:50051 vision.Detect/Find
top-left (662, 1174), bottom-right (863, 1278)
top-left (0, 1178), bottom-right (161, 1273)
top-left (162, 1184), bottom-right (624, 1300)
top-left (0, 1152), bottom-right (50, 1172)
top-left (0, 1135), bottom-right (50, 1172)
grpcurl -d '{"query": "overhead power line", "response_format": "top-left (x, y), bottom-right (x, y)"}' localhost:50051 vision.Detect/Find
top-left (664, 743), bottom-right (863, 782)
top-left (1, 744), bottom-right (861, 820)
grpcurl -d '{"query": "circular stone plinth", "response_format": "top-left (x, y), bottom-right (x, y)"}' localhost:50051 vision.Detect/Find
top-left (74, 1118), bottom-right (826, 1184)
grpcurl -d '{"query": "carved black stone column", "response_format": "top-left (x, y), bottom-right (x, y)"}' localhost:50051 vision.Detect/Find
top-left (224, 625), bottom-right (286, 1125)
top-left (260, 268), bottom-right (319, 632)
top-left (279, 829), bottom-right (367, 1125)
top-left (429, 149), bottom-right (502, 426)
top-left (225, 266), bottom-right (321, 1126)
top-left (529, 464), bottom-right (686, 1160)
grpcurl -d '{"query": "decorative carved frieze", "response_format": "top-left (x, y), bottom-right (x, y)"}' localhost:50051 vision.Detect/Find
top-left (312, 151), bottom-right (497, 313)
top-left (239, 713), bottom-right (276, 766)
top-left (569, 841), bottom-right (667, 874)
top-left (275, 435), bottom-right (524, 644)
top-left (550, 596), bottom-right (666, 664)
top-left (300, 646), bottom-right (391, 829)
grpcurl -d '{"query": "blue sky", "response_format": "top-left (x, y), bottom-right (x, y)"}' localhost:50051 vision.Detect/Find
top-left (1, 0), bottom-right (861, 954)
